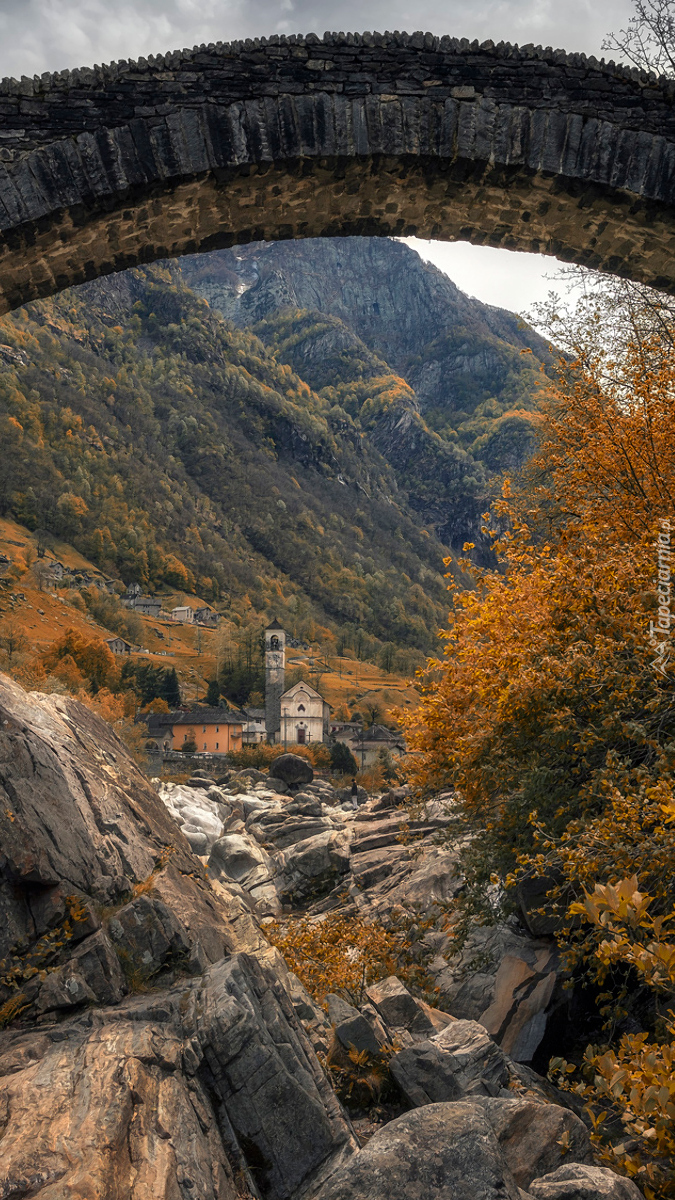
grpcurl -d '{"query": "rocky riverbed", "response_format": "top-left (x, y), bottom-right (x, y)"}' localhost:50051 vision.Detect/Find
top-left (0, 672), bottom-right (643, 1200)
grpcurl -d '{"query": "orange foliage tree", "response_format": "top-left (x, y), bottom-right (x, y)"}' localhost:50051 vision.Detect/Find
top-left (406, 323), bottom-right (675, 903)
top-left (42, 629), bottom-right (118, 692)
top-left (404, 309), bottom-right (675, 1196)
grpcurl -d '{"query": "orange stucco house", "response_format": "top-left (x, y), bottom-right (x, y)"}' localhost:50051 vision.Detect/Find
top-left (172, 707), bottom-right (244, 755)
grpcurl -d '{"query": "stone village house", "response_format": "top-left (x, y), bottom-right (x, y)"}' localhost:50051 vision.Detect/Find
top-left (172, 708), bottom-right (243, 755)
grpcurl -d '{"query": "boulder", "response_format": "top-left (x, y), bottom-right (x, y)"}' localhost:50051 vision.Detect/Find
top-left (277, 829), bottom-right (351, 904)
top-left (158, 782), bottom-right (224, 854)
top-left (528, 1164), bottom-right (645, 1199)
top-left (287, 796), bottom-right (323, 816)
top-left (366, 976), bottom-right (435, 1038)
top-left (312, 1101), bottom-right (521, 1200)
top-left (389, 1019), bottom-right (510, 1103)
top-left (269, 753), bottom-right (314, 786)
top-left (266, 776), bottom-right (290, 794)
top-left (326, 994), bottom-right (383, 1056)
top-left (208, 833), bottom-right (280, 915)
top-left (431, 922), bottom-right (562, 1064)
top-left (247, 807), bottom-right (344, 850)
top-left (485, 1098), bottom-right (593, 1189)
top-left (237, 767), bottom-right (266, 782)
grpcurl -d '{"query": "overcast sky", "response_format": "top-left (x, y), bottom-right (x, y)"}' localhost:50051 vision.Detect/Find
top-left (0, 0), bottom-right (634, 315)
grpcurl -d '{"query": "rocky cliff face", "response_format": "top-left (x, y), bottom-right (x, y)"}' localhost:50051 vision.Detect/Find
top-left (0, 675), bottom-right (643, 1200)
top-left (181, 238), bottom-right (550, 555)
top-left (180, 238), bottom-right (548, 396)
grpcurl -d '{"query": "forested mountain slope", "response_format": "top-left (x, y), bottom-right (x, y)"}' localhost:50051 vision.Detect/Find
top-left (181, 237), bottom-right (551, 549)
top-left (0, 263), bottom-right (451, 656)
top-left (0, 239), bottom-right (548, 658)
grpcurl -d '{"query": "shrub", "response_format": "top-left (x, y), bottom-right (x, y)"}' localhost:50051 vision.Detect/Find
top-left (267, 910), bottom-right (435, 1008)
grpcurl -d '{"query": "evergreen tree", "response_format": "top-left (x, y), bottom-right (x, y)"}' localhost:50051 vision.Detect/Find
top-left (329, 741), bottom-right (358, 775)
top-left (162, 668), bottom-right (181, 708)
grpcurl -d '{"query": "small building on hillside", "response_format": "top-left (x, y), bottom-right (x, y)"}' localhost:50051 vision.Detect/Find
top-left (172, 707), bottom-right (244, 755)
top-left (105, 636), bottom-right (132, 655)
top-left (171, 606), bottom-right (194, 624)
top-left (341, 723), bottom-right (407, 770)
top-left (126, 582), bottom-right (141, 600)
top-left (194, 607), bottom-right (219, 628)
top-left (131, 596), bottom-right (162, 618)
top-left (280, 681), bottom-right (330, 746)
top-left (242, 707), bottom-right (266, 745)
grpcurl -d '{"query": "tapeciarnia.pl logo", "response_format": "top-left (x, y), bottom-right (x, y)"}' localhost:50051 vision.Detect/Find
top-left (650, 518), bottom-right (672, 676)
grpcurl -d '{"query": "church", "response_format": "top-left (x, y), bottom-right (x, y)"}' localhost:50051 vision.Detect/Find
top-left (264, 620), bottom-right (330, 745)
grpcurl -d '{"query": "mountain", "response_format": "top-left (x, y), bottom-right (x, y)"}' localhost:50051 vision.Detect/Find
top-left (181, 238), bottom-right (551, 550)
top-left (0, 261), bottom-right (451, 660)
top-left (0, 238), bottom-right (548, 663)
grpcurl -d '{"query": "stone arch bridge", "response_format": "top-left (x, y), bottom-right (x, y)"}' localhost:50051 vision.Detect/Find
top-left (1, 31), bottom-right (675, 313)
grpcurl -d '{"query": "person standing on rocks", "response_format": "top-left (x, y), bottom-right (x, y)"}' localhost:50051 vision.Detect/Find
top-left (351, 778), bottom-right (359, 809)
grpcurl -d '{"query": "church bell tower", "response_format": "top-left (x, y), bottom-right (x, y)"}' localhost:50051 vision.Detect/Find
top-left (265, 620), bottom-right (286, 743)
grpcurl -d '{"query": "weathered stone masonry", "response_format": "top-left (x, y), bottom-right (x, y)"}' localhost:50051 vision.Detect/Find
top-left (1, 31), bottom-right (675, 312)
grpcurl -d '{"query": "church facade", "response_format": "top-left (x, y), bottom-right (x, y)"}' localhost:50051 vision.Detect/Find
top-left (280, 680), bottom-right (330, 747)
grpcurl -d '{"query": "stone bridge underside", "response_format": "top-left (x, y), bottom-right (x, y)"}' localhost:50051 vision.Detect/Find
top-left (1, 31), bottom-right (675, 312)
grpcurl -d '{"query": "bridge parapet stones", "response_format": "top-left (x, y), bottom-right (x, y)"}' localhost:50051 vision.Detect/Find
top-left (0, 34), bottom-right (674, 311)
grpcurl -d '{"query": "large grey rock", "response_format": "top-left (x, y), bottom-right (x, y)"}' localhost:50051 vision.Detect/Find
top-left (528, 1163), bottom-right (645, 1199)
top-left (366, 976), bottom-right (435, 1038)
top-left (389, 1019), bottom-right (510, 1103)
top-left (158, 780), bottom-right (224, 853)
top-left (185, 953), bottom-right (357, 1199)
top-left (0, 1013), bottom-right (240, 1200)
top-left (266, 775), bottom-right (290, 794)
top-left (106, 894), bottom-right (193, 981)
top-left (312, 1101), bottom-right (521, 1200)
top-left (485, 1098), bottom-right (592, 1189)
top-left (269, 753), bottom-right (314, 786)
top-left (0, 952), bottom-right (357, 1200)
top-left (247, 807), bottom-right (342, 850)
top-left (430, 922), bottom-right (561, 1063)
top-left (277, 829), bottom-right (351, 904)
top-left (208, 832), bottom-right (280, 915)
top-left (326, 994), bottom-right (383, 1056)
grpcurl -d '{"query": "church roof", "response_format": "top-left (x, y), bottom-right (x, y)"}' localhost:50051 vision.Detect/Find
top-left (282, 680), bottom-right (324, 701)
top-left (266, 618), bottom-right (284, 630)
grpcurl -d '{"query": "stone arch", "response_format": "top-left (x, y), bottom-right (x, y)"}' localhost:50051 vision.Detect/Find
top-left (2, 31), bottom-right (675, 313)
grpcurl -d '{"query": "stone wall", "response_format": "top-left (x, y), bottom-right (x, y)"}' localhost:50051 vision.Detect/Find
top-left (1, 32), bottom-right (675, 311)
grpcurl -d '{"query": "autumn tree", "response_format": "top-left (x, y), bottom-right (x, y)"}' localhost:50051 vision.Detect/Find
top-left (0, 622), bottom-right (27, 663)
top-left (405, 297), bottom-right (675, 965)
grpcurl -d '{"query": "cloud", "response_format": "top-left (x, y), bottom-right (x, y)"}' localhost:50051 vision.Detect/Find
top-left (0, 0), bottom-right (633, 79)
